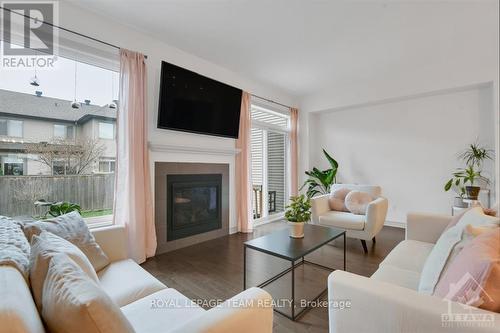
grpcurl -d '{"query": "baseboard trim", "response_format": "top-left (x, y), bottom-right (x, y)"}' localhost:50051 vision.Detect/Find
top-left (385, 220), bottom-right (406, 229)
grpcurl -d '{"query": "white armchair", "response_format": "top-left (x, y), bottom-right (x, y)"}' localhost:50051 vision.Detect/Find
top-left (310, 184), bottom-right (388, 253)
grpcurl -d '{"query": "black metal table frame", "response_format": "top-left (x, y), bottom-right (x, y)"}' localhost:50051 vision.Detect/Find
top-left (243, 232), bottom-right (346, 321)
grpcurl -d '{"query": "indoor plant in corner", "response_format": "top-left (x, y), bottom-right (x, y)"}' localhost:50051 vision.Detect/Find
top-left (444, 142), bottom-right (493, 201)
top-left (285, 194), bottom-right (311, 239)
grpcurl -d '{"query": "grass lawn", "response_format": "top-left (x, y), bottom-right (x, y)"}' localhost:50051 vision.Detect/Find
top-left (80, 209), bottom-right (113, 218)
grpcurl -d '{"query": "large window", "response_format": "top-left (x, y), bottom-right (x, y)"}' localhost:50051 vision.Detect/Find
top-left (99, 122), bottom-right (115, 140)
top-left (0, 118), bottom-right (23, 137)
top-left (250, 104), bottom-right (290, 221)
top-left (53, 124), bottom-right (75, 140)
top-left (0, 40), bottom-right (119, 221)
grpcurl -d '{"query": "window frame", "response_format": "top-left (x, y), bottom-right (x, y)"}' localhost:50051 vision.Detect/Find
top-left (0, 118), bottom-right (24, 138)
top-left (250, 102), bottom-right (291, 225)
top-left (53, 123), bottom-right (75, 140)
top-left (98, 121), bottom-right (115, 140)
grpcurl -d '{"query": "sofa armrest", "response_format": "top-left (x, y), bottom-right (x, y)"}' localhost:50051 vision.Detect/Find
top-left (328, 270), bottom-right (500, 333)
top-left (364, 197), bottom-right (388, 238)
top-left (406, 212), bottom-right (453, 244)
top-left (91, 225), bottom-right (128, 262)
top-left (311, 194), bottom-right (331, 223)
top-left (170, 287), bottom-right (273, 333)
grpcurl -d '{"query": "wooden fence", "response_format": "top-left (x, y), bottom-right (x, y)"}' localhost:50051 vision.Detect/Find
top-left (0, 174), bottom-right (115, 217)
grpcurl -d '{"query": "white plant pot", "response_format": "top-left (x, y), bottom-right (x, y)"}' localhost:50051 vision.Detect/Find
top-left (288, 221), bottom-right (305, 238)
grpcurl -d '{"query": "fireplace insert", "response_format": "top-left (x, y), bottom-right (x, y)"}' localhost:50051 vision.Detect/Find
top-left (166, 174), bottom-right (222, 241)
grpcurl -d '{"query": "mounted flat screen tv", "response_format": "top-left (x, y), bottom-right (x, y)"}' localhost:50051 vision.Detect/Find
top-left (157, 61), bottom-right (242, 139)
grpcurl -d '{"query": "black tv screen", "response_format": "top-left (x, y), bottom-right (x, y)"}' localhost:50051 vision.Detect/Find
top-left (157, 61), bottom-right (243, 139)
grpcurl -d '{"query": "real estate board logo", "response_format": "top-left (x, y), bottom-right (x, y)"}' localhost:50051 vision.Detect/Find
top-left (1, 1), bottom-right (58, 68)
top-left (441, 272), bottom-right (495, 328)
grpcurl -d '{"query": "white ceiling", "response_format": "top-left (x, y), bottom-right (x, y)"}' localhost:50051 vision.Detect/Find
top-left (66, 0), bottom-right (497, 103)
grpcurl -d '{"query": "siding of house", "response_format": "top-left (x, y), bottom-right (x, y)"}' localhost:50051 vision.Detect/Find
top-left (267, 131), bottom-right (286, 213)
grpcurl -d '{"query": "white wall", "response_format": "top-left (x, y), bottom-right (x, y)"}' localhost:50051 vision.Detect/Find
top-left (309, 84), bottom-right (496, 225)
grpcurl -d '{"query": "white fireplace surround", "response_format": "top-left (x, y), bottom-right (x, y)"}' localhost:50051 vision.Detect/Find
top-left (149, 141), bottom-right (239, 235)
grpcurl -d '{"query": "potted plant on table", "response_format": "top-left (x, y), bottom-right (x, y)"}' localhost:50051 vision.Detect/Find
top-left (285, 194), bottom-right (311, 239)
top-left (444, 142), bottom-right (493, 201)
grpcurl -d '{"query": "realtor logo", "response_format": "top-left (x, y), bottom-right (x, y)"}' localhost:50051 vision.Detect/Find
top-left (2, 1), bottom-right (57, 55)
top-left (441, 272), bottom-right (495, 328)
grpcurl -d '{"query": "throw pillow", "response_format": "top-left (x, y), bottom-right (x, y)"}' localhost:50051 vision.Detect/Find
top-left (433, 228), bottom-right (500, 312)
top-left (41, 254), bottom-right (135, 333)
top-left (329, 188), bottom-right (351, 212)
top-left (0, 216), bottom-right (30, 279)
top-left (344, 191), bottom-right (373, 215)
top-left (30, 231), bottom-right (99, 312)
top-left (418, 207), bottom-right (500, 294)
top-left (23, 211), bottom-right (109, 271)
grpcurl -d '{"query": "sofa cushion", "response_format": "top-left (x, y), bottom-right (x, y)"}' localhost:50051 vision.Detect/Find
top-left (0, 216), bottom-right (30, 279)
top-left (371, 265), bottom-right (421, 290)
top-left (379, 240), bottom-right (434, 273)
top-left (98, 259), bottom-right (167, 307)
top-left (434, 228), bottom-right (500, 312)
top-left (23, 212), bottom-right (110, 271)
top-left (121, 288), bottom-right (205, 333)
top-left (0, 266), bottom-right (45, 333)
top-left (30, 231), bottom-right (99, 312)
top-left (319, 211), bottom-right (365, 230)
top-left (418, 207), bottom-right (500, 295)
top-left (41, 254), bottom-right (134, 333)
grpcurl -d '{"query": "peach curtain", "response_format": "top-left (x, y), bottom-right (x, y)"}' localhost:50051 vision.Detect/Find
top-left (235, 92), bottom-right (253, 233)
top-left (290, 108), bottom-right (299, 196)
top-left (113, 49), bottom-right (157, 263)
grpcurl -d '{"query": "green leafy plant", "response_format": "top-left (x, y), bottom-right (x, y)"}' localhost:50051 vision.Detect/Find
top-left (444, 166), bottom-right (489, 193)
top-left (35, 200), bottom-right (81, 218)
top-left (458, 142), bottom-right (493, 168)
top-left (285, 194), bottom-right (311, 223)
top-left (300, 149), bottom-right (338, 198)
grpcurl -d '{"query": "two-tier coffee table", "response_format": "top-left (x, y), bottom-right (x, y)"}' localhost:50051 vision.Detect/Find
top-left (243, 224), bottom-right (346, 320)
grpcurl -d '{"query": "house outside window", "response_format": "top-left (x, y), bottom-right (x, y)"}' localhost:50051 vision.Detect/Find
top-left (0, 40), bottom-right (119, 221)
top-left (98, 158), bottom-right (115, 173)
top-left (0, 118), bottom-right (23, 137)
top-left (54, 124), bottom-right (75, 140)
top-left (99, 122), bottom-right (115, 140)
top-left (0, 155), bottom-right (25, 175)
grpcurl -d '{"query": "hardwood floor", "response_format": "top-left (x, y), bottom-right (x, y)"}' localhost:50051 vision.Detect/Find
top-left (142, 221), bottom-right (405, 332)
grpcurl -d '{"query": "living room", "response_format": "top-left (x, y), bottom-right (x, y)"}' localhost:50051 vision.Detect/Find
top-left (0, 1), bottom-right (499, 333)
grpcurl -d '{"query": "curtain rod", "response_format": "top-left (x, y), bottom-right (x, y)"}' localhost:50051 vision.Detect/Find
top-left (250, 94), bottom-right (294, 109)
top-left (0, 7), bottom-right (148, 59)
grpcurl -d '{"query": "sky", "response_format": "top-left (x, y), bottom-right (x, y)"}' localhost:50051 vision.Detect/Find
top-left (0, 42), bottom-right (119, 106)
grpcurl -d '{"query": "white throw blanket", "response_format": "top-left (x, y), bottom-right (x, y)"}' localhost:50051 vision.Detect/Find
top-left (0, 216), bottom-right (30, 279)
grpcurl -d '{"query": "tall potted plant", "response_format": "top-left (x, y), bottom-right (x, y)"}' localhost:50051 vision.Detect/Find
top-left (285, 195), bottom-right (311, 238)
top-left (301, 149), bottom-right (338, 198)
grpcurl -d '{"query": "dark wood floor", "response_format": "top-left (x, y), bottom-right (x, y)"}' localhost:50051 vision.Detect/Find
top-left (142, 221), bottom-right (405, 333)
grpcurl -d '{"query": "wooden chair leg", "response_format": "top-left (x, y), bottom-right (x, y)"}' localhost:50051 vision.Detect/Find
top-left (372, 236), bottom-right (376, 243)
top-left (360, 239), bottom-right (368, 253)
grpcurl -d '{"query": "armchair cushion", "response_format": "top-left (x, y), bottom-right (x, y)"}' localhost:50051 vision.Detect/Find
top-left (328, 188), bottom-right (350, 212)
top-left (345, 191), bottom-right (373, 215)
top-left (319, 211), bottom-right (365, 230)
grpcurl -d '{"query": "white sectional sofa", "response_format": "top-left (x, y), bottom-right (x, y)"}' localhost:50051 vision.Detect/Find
top-left (1, 225), bottom-right (273, 333)
top-left (328, 212), bottom-right (500, 333)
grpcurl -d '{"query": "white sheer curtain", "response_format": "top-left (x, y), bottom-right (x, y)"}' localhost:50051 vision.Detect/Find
top-left (113, 49), bottom-right (156, 263)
